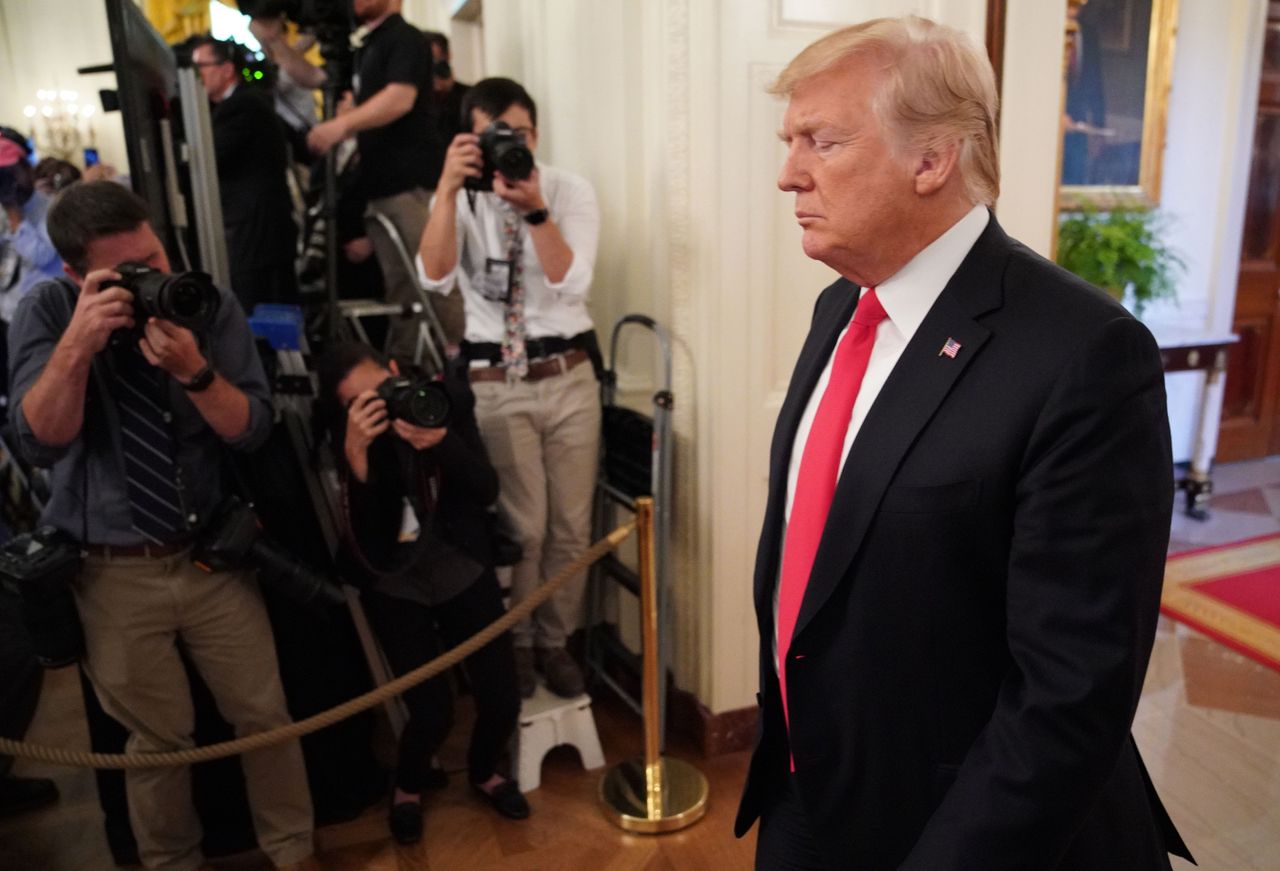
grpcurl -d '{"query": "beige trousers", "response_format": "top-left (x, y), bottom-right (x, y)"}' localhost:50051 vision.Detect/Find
top-left (472, 360), bottom-right (602, 648)
top-left (74, 551), bottom-right (314, 871)
top-left (365, 187), bottom-right (466, 358)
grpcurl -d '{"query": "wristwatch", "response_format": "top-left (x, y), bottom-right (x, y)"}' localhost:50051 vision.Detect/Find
top-left (523, 208), bottom-right (549, 226)
top-left (180, 362), bottom-right (216, 392)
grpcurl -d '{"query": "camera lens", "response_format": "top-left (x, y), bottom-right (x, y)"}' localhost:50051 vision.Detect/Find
top-left (494, 141), bottom-right (534, 181)
top-left (168, 278), bottom-right (206, 319)
top-left (406, 384), bottom-right (450, 429)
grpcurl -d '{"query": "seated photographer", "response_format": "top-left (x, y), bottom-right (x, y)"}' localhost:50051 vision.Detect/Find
top-left (417, 77), bottom-right (602, 699)
top-left (6, 181), bottom-right (317, 871)
top-left (317, 343), bottom-right (527, 845)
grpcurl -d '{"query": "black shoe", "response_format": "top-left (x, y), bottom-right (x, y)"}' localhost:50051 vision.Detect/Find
top-left (388, 800), bottom-right (423, 845)
top-left (472, 779), bottom-right (529, 820)
top-left (0, 776), bottom-right (58, 819)
top-left (536, 646), bottom-right (585, 698)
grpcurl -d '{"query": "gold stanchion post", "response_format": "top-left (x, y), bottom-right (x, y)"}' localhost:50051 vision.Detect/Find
top-left (600, 497), bottom-right (708, 833)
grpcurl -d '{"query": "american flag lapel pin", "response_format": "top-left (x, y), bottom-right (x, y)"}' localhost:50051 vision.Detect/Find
top-left (939, 337), bottom-right (962, 359)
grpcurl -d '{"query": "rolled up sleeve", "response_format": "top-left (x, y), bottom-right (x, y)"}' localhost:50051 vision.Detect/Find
top-left (415, 190), bottom-right (463, 295)
top-left (8, 287), bottom-right (73, 468)
top-left (209, 290), bottom-right (274, 451)
top-left (543, 175), bottom-right (599, 302)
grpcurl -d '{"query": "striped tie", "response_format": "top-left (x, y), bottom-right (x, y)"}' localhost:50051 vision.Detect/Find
top-left (112, 348), bottom-right (187, 544)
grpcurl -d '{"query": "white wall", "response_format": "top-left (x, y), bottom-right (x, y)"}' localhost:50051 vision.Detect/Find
top-left (0, 0), bottom-right (127, 173)
top-left (1141, 0), bottom-right (1267, 462)
top-left (995, 0), bottom-right (1067, 256)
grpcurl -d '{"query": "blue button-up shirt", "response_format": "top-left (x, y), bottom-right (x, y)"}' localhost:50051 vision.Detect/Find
top-left (0, 191), bottom-right (63, 322)
top-left (7, 277), bottom-right (274, 545)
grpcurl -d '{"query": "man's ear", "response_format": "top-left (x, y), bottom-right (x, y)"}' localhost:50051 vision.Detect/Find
top-left (914, 140), bottom-right (961, 196)
top-left (388, 359), bottom-right (401, 376)
top-left (62, 262), bottom-right (84, 287)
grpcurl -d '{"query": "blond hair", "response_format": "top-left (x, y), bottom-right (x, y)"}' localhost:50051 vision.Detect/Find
top-left (771, 16), bottom-right (1000, 207)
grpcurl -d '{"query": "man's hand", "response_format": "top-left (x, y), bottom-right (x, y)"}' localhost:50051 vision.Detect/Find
top-left (61, 268), bottom-right (134, 359)
top-left (345, 390), bottom-right (389, 482)
top-left (248, 15), bottom-right (285, 45)
top-left (393, 419), bottom-right (447, 451)
top-left (336, 90), bottom-right (355, 116)
top-left (307, 117), bottom-right (350, 154)
top-left (494, 167), bottom-right (547, 215)
top-left (139, 318), bottom-right (206, 382)
top-left (343, 236), bottom-right (375, 264)
top-left (437, 133), bottom-right (482, 196)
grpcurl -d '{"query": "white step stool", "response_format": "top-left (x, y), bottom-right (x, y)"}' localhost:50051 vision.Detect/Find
top-left (517, 681), bottom-right (605, 793)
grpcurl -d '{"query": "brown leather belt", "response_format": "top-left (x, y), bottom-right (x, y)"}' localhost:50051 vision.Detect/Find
top-left (468, 348), bottom-right (590, 384)
top-left (83, 539), bottom-right (193, 559)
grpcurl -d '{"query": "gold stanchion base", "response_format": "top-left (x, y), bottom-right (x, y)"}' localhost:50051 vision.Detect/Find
top-left (599, 756), bottom-right (709, 833)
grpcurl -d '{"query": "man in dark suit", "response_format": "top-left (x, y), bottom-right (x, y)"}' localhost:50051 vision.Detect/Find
top-left (193, 37), bottom-right (298, 311)
top-left (735, 17), bottom-right (1192, 870)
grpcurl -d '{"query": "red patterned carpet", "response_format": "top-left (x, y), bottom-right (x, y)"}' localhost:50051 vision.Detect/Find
top-left (1163, 533), bottom-right (1280, 673)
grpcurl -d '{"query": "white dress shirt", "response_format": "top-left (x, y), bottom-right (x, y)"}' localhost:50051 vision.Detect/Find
top-left (415, 163), bottom-right (600, 342)
top-left (774, 204), bottom-right (989, 671)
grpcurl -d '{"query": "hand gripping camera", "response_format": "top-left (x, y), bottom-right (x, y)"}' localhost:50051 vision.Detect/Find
top-left (107, 262), bottom-right (221, 343)
top-left (465, 121), bottom-right (535, 192)
top-left (375, 374), bottom-right (452, 429)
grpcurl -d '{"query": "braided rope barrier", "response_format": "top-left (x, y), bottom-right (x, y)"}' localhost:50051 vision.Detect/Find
top-left (0, 521), bottom-right (636, 770)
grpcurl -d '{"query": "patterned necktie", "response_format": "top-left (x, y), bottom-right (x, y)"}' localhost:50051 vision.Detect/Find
top-left (776, 288), bottom-right (888, 755)
top-left (500, 204), bottom-right (529, 380)
top-left (112, 348), bottom-right (187, 544)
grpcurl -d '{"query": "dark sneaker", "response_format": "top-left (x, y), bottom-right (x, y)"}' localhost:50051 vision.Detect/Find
top-left (473, 778), bottom-right (530, 820)
top-left (0, 776), bottom-right (58, 819)
top-left (515, 647), bottom-right (537, 698)
top-left (388, 800), bottom-right (423, 845)
top-left (537, 646), bottom-right (585, 698)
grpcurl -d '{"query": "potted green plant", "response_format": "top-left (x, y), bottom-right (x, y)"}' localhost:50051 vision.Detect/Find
top-left (1055, 206), bottom-right (1184, 319)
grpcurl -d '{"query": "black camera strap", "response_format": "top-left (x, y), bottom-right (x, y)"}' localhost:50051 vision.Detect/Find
top-left (338, 447), bottom-right (441, 582)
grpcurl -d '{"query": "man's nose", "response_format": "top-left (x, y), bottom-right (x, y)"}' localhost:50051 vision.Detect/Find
top-left (778, 146), bottom-right (810, 193)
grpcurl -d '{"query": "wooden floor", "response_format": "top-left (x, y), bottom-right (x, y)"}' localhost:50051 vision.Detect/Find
top-left (5, 459), bottom-right (1280, 869)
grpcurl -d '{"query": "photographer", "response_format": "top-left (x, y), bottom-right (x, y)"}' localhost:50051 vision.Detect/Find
top-left (317, 343), bottom-right (527, 845)
top-left (417, 77), bottom-right (601, 699)
top-left (306, 0), bottom-right (464, 356)
top-left (6, 182), bottom-right (317, 871)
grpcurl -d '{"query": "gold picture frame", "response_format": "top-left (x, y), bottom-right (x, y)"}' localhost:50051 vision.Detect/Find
top-left (1057, 0), bottom-right (1180, 210)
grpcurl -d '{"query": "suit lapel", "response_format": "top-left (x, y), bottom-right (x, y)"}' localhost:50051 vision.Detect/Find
top-left (753, 278), bottom-right (861, 617)
top-left (789, 217), bottom-right (1011, 642)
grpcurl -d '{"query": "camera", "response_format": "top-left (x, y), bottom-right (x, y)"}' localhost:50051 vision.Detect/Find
top-left (466, 121), bottom-right (535, 192)
top-left (0, 527), bottom-right (85, 668)
top-left (193, 496), bottom-right (344, 607)
top-left (376, 375), bottom-right (452, 429)
top-left (107, 262), bottom-right (221, 338)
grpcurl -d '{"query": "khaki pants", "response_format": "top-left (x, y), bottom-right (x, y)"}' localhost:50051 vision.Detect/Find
top-left (74, 551), bottom-right (313, 871)
top-left (473, 360), bottom-right (601, 648)
top-left (365, 188), bottom-right (466, 359)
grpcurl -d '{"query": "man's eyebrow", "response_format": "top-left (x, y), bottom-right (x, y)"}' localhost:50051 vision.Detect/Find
top-left (777, 118), bottom-right (843, 142)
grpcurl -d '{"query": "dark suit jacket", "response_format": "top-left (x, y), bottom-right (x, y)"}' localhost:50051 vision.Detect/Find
top-left (210, 86), bottom-right (296, 271)
top-left (735, 216), bottom-right (1192, 870)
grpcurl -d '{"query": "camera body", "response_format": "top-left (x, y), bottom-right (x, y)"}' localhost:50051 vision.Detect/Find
top-left (466, 121), bottom-right (535, 192)
top-left (375, 375), bottom-right (452, 429)
top-left (0, 527), bottom-right (85, 668)
top-left (193, 496), bottom-right (343, 607)
top-left (106, 262), bottom-right (221, 342)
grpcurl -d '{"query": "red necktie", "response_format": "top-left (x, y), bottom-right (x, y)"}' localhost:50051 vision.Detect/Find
top-left (776, 288), bottom-right (888, 757)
